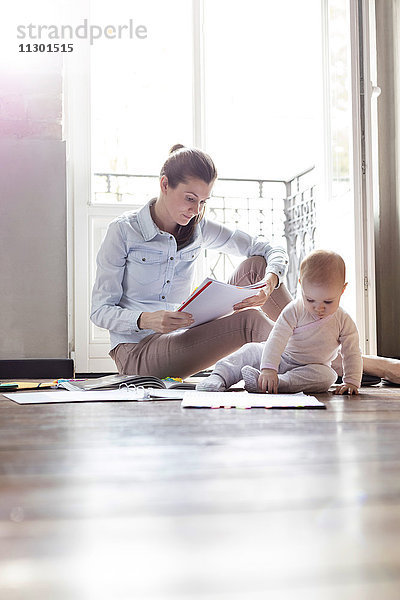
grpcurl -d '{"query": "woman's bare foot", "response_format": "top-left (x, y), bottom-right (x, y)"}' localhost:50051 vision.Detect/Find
top-left (362, 355), bottom-right (400, 385)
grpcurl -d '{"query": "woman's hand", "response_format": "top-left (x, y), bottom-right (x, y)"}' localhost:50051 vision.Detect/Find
top-left (233, 272), bottom-right (279, 311)
top-left (138, 310), bottom-right (194, 333)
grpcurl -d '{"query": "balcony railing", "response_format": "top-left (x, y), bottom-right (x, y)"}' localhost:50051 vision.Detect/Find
top-left (93, 167), bottom-right (316, 297)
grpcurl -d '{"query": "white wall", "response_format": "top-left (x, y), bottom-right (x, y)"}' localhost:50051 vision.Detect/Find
top-left (0, 139), bottom-right (68, 358)
top-left (0, 58), bottom-right (68, 359)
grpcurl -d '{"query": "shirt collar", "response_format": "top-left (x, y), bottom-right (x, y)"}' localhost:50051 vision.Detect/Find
top-left (137, 198), bottom-right (159, 241)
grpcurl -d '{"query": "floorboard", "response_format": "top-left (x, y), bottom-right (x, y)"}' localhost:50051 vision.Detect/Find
top-left (1, 385), bottom-right (400, 599)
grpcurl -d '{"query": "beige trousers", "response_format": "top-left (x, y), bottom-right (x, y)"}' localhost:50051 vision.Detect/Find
top-left (110, 256), bottom-right (292, 378)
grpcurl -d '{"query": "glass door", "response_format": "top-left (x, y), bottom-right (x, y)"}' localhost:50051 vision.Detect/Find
top-left (317, 0), bottom-right (377, 353)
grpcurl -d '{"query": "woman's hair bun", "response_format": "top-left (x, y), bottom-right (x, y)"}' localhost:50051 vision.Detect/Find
top-left (169, 143), bottom-right (185, 154)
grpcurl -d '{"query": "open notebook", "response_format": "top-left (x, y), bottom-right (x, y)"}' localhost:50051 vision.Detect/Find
top-left (177, 277), bottom-right (266, 327)
top-left (4, 388), bottom-right (325, 408)
top-left (58, 374), bottom-right (195, 391)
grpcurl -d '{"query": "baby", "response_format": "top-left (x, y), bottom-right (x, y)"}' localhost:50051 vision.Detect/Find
top-left (197, 250), bottom-right (362, 395)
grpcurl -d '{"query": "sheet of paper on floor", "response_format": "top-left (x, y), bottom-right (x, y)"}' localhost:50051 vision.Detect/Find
top-left (180, 390), bottom-right (325, 409)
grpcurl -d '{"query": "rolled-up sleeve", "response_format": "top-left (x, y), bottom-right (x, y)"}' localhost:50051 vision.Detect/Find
top-left (90, 220), bottom-right (142, 334)
top-left (201, 219), bottom-right (288, 285)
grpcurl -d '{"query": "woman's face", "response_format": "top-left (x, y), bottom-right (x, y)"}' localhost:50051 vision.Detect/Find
top-left (160, 176), bottom-right (214, 227)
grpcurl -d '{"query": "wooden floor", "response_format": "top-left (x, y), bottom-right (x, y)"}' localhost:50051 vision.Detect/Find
top-left (1, 384), bottom-right (400, 599)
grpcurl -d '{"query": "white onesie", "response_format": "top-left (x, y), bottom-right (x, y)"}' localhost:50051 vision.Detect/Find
top-left (202, 298), bottom-right (362, 393)
top-left (260, 298), bottom-right (362, 387)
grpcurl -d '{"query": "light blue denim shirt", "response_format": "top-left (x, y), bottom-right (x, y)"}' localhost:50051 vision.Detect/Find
top-left (91, 199), bottom-right (289, 349)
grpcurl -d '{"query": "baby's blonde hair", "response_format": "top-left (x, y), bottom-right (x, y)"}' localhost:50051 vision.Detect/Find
top-left (299, 250), bottom-right (346, 286)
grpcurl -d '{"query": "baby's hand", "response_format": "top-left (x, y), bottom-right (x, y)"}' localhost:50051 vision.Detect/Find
top-left (333, 382), bottom-right (359, 395)
top-left (258, 368), bottom-right (278, 394)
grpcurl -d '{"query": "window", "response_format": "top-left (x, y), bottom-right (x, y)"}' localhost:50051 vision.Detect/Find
top-left (91, 0), bottom-right (193, 185)
top-left (203, 0), bottom-right (321, 181)
top-left (91, 0), bottom-right (321, 186)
